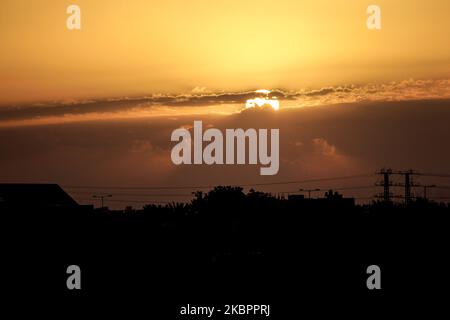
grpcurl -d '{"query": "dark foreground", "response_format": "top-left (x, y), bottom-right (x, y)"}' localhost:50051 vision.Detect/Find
top-left (1, 187), bottom-right (449, 317)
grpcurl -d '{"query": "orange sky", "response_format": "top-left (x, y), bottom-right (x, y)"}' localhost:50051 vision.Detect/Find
top-left (1, 0), bottom-right (450, 105)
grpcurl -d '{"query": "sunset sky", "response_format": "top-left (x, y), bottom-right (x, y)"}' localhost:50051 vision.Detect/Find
top-left (1, 1), bottom-right (450, 208)
top-left (1, 0), bottom-right (450, 105)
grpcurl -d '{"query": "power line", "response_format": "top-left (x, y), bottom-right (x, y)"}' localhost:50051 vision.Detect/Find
top-left (372, 169), bottom-right (450, 204)
top-left (79, 198), bottom-right (171, 204)
top-left (74, 186), bottom-right (449, 207)
top-left (70, 191), bottom-right (193, 197)
top-left (92, 194), bottom-right (112, 208)
top-left (421, 173), bottom-right (450, 178)
top-left (275, 185), bottom-right (376, 194)
top-left (62, 174), bottom-right (373, 191)
top-left (69, 185), bottom-right (377, 196)
top-left (74, 183), bottom-right (379, 205)
top-left (333, 186), bottom-right (376, 191)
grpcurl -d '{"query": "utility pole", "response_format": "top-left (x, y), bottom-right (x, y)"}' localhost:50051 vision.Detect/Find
top-left (299, 188), bottom-right (321, 199)
top-left (93, 194), bottom-right (112, 208)
top-left (375, 168), bottom-right (393, 202)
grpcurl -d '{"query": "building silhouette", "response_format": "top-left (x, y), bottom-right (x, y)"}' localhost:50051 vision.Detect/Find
top-left (0, 183), bottom-right (79, 209)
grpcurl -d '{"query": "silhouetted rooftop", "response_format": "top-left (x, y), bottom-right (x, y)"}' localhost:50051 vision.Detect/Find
top-left (0, 183), bottom-right (78, 208)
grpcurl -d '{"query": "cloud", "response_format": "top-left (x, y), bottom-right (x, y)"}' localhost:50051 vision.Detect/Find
top-left (313, 138), bottom-right (338, 157)
top-left (302, 87), bottom-right (335, 97)
top-left (1, 79), bottom-right (450, 126)
top-left (191, 86), bottom-right (210, 94)
top-left (130, 140), bottom-right (154, 153)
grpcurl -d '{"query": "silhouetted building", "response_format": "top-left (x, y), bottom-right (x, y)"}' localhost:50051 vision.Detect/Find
top-left (0, 183), bottom-right (79, 209)
top-left (288, 190), bottom-right (355, 210)
top-left (287, 194), bottom-right (306, 201)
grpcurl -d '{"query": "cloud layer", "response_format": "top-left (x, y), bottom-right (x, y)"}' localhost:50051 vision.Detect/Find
top-left (1, 79), bottom-right (450, 127)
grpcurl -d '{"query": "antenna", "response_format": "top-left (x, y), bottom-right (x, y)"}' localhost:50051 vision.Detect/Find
top-left (92, 194), bottom-right (112, 209)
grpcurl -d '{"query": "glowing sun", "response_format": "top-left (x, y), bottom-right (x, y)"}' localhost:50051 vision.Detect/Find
top-left (245, 89), bottom-right (280, 111)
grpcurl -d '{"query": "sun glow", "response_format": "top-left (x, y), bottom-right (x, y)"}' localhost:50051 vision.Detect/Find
top-left (245, 89), bottom-right (280, 111)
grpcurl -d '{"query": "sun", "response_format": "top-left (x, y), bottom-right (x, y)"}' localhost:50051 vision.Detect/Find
top-left (245, 89), bottom-right (280, 111)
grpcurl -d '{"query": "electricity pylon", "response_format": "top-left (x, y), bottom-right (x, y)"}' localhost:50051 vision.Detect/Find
top-left (394, 170), bottom-right (421, 205)
top-left (375, 168), bottom-right (394, 202)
